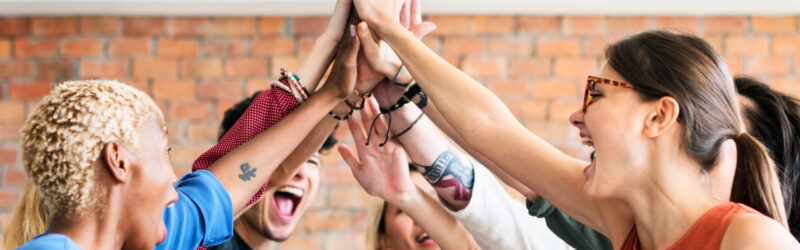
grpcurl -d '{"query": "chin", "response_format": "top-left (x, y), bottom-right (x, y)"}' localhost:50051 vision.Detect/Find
top-left (263, 227), bottom-right (294, 242)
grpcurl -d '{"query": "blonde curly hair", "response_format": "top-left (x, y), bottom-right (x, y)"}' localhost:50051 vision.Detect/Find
top-left (21, 80), bottom-right (161, 217)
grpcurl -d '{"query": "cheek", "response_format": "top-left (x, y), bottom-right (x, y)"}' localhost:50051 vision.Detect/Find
top-left (385, 215), bottom-right (414, 241)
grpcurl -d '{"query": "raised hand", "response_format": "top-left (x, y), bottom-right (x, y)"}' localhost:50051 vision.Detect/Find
top-left (320, 25), bottom-right (361, 98)
top-left (337, 98), bottom-right (414, 203)
top-left (319, 0), bottom-right (353, 44)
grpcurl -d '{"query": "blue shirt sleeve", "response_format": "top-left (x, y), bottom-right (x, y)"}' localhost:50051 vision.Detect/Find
top-left (16, 234), bottom-right (82, 250)
top-left (155, 170), bottom-right (233, 250)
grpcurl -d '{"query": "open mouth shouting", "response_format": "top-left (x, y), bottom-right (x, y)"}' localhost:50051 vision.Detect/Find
top-left (273, 185), bottom-right (305, 219)
top-left (415, 232), bottom-right (437, 247)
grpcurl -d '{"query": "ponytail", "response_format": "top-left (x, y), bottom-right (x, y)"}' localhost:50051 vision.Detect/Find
top-left (3, 183), bottom-right (48, 249)
top-left (730, 132), bottom-right (788, 228)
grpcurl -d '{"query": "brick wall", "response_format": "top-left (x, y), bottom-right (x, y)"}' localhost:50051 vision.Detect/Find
top-left (0, 16), bottom-right (798, 249)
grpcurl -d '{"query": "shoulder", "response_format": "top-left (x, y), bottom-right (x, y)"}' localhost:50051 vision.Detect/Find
top-left (17, 234), bottom-right (82, 250)
top-left (720, 213), bottom-right (799, 249)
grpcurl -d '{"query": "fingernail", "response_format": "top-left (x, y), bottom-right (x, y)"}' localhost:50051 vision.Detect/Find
top-left (349, 24), bottom-right (356, 37)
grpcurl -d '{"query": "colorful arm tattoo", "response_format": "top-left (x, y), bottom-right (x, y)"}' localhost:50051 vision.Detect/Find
top-left (420, 151), bottom-right (475, 201)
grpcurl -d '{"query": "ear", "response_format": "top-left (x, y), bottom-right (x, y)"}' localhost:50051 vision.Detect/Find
top-left (643, 96), bottom-right (680, 138)
top-left (102, 141), bottom-right (130, 183)
top-left (378, 233), bottom-right (393, 250)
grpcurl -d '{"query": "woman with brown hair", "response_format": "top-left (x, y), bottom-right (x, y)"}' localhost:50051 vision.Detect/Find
top-left (349, 0), bottom-right (799, 248)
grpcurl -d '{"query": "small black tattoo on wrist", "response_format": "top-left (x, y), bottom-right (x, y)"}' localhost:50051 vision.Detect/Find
top-left (239, 163), bottom-right (256, 181)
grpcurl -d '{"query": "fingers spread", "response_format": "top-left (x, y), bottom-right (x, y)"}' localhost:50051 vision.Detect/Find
top-left (337, 144), bottom-right (361, 169)
top-left (347, 113), bottom-right (367, 145)
top-left (412, 22), bottom-right (437, 39)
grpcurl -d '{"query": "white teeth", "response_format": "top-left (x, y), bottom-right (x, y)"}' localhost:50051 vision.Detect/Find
top-left (416, 233), bottom-right (429, 242)
top-left (277, 186), bottom-right (304, 198)
top-left (166, 203), bottom-right (175, 208)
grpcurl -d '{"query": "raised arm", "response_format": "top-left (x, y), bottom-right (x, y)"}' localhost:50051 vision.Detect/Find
top-left (351, 0), bottom-right (630, 239)
top-left (204, 30), bottom-right (361, 215)
top-left (338, 98), bottom-right (479, 250)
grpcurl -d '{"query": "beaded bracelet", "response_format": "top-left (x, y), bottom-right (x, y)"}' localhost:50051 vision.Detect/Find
top-left (328, 108), bottom-right (354, 120)
top-left (279, 68), bottom-right (309, 102)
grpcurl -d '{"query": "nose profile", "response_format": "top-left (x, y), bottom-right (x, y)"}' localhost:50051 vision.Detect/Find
top-left (569, 108), bottom-right (585, 129)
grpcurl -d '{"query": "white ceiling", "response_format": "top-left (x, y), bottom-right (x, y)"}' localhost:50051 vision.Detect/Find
top-left (0, 0), bottom-right (798, 16)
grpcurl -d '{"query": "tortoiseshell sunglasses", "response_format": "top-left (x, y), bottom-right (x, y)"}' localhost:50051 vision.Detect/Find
top-left (582, 75), bottom-right (636, 112)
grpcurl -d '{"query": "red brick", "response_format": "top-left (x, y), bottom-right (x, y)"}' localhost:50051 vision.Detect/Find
top-left (295, 16), bottom-right (332, 36)
top-left (108, 38), bottom-right (151, 57)
top-left (724, 36), bottom-right (768, 56)
top-left (245, 79), bottom-right (268, 95)
top-left (0, 60), bottom-right (30, 78)
top-left (532, 79), bottom-right (579, 99)
top-left (489, 38), bottom-right (532, 56)
top-left (3, 167), bottom-right (27, 187)
top-left (509, 58), bottom-right (551, 78)
top-left (0, 122), bottom-right (22, 141)
top-left (474, 16), bottom-right (514, 35)
top-left (506, 100), bottom-right (547, 120)
top-left (328, 187), bottom-right (369, 209)
top-left (225, 58), bottom-right (267, 77)
top-left (0, 18), bottom-right (29, 36)
top-left (14, 38), bottom-right (56, 57)
top-left (537, 37), bottom-right (580, 57)
top-left (0, 189), bottom-right (19, 209)
top-left (746, 56), bottom-right (789, 75)
top-left (34, 59), bottom-right (74, 81)
top-left (524, 120), bottom-right (569, 142)
top-left (554, 58), bottom-right (597, 78)
top-left (461, 57), bottom-right (506, 78)
top-left (133, 59), bottom-right (177, 79)
top-left (320, 165), bottom-right (357, 185)
top-left (0, 147), bottom-right (16, 164)
top-left (259, 17), bottom-right (285, 36)
top-left (752, 16), bottom-right (796, 34)
top-left (517, 17), bottom-right (561, 34)
top-left (703, 36), bottom-right (724, 54)
top-left (31, 17), bottom-right (77, 35)
top-left (563, 17), bottom-right (605, 36)
top-left (212, 18), bottom-right (255, 36)
top-left (607, 17), bottom-right (652, 35)
top-left (201, 39), bottom-right (248, 57)
top-left (187, 122), bottom-right (219, 142)
top-left (197, 81), bottom-right (243, 101)
top-left (79, 59), bottom-right (129, 78)
top-left (124, 17), bottom-right (166, 35)
top-left (325, 232), bottom-right (367, 250)
top-left (487, 78), bottom-right (528, 98)
top-left (303, 210), bottom-right (350, 232)
top-left (169, 101), bottom-right (212, 121)
top-left (725, 57), bottom-right (743, 75)
top-left (169, 18), bottom-right (210, 36)
top-left (0, 39), bottom-right (10, 59)
top-left (119, 79), bottom-right (149, 94)
top-left (152, 80), bottom-right (196, 101)
top-left (170, 144), bottom-right (212, 165)
top-left (0, 102), bottom-right (25, 122)
top-left (165, 121), bottom-right (183, 143)
top-left (181, 59), bottom-right (223, 79)
top-left (442, 37), bottom-right (485, 56)
top-left (549, 100), bottom-right (582, 120)
top-left (704, 17), bottom-right (747, 35)
top-left (251, 38), bottom-right (295, 56)
top-left (269, 57), bottom-right (301, 77)
top-left (773, 36), bottom-right (800, 55)
top-left (297, 37), bottom-right (317, 57)
top-left (60, 38), bottom-right (104, 57)
top-left (10, 81), bottom-right (51, 100)
top-left (654, 17), bottom-right (700, 34)
top-left (426, 16), bottom-right (472, 35)
top-left (583, 36), bottom-right (618, 57)
top-left (156, 38), bottom-right (199, 58)
top-left (216, 100), bottom-right (238, 121)
top-left (80, 17), bottom-right (119, 34)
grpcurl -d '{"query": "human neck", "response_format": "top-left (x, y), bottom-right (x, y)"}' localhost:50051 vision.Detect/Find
top-left (234, 219), bottom-right (275, 250)
top-left (623, 144), bottom-right (722, 250)
top-left (48, 209), bottom-right (121, 249)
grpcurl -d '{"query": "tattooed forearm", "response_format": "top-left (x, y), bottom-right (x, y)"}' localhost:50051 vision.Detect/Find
top-left (238, 163), bottom-right (256, 181)
top-left (421, 151), bottom-right (474, 201)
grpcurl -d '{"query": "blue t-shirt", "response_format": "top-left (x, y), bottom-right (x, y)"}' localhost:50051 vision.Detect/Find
top-left (18, 170), bottom-right (233, 250)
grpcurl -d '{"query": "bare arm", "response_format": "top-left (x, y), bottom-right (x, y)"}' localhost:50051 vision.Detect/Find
top-left (352, 0), bottom-right (631, 240)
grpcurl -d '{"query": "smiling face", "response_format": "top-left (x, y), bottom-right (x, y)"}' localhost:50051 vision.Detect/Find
top-left (238, 153), bottom-right (321, 241)
top-left (378, 172), bottom-right (440, 250)
top-left (120, 118), bottom-right (179, 248)
top-left (569, 64), bottom-right (658, 200)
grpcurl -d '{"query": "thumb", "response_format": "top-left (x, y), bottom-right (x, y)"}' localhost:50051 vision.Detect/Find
top-left (357, 22), bottom-right (380, 53)
top-left (337, 144), bottom-right (361, 170)
top-left (411, 22), bottom-right (437, 39)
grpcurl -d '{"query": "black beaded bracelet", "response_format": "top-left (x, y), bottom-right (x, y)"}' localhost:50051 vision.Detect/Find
top-left (328, 108), bottom-right (354, 120)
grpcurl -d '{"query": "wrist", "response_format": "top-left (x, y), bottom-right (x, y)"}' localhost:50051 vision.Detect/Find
top-left (315, 34), bottom-right (339, 51)
top-left (387, 184), bottom-right (424, 207)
